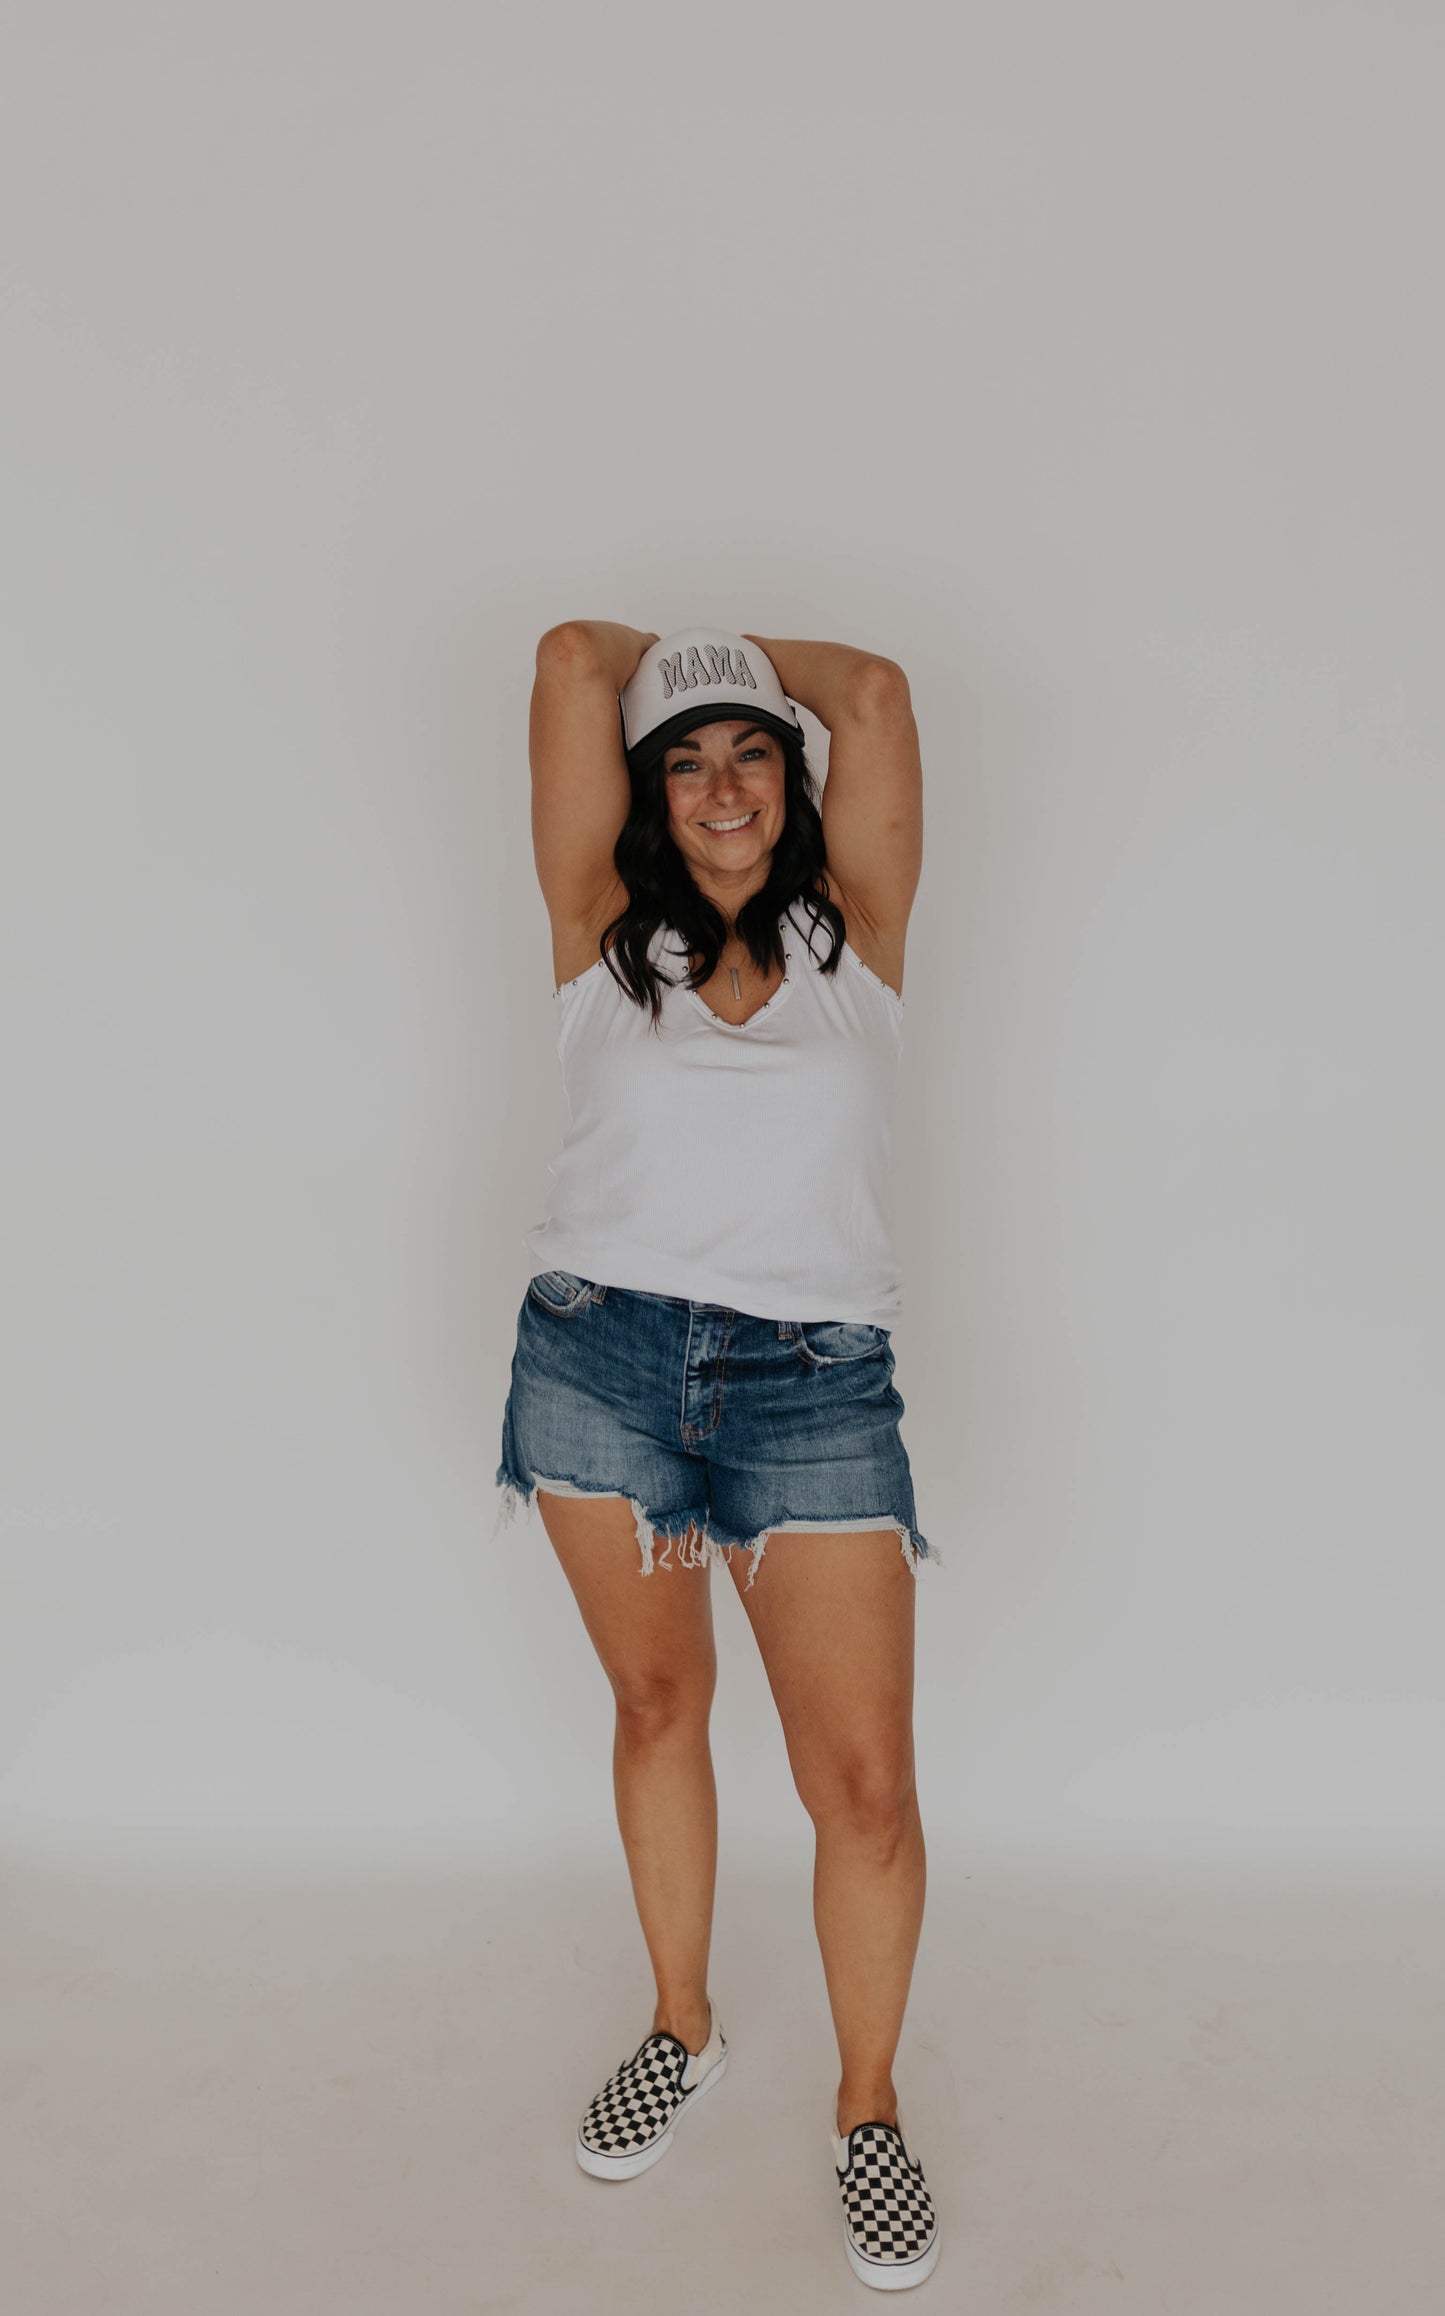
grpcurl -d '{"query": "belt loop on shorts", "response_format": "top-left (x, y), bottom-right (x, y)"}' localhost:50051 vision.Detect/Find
top-left (776, 1319), bottom-right (793, 1339)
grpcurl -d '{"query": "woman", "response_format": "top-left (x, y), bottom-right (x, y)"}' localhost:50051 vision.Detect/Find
top-left (494, 621), bottom-right (942, 2289)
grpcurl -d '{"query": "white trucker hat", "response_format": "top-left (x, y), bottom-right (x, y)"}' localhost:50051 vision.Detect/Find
top-left (619, 627), bottom-right (803, 761)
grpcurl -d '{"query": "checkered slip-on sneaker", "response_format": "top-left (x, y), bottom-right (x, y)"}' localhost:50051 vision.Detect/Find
top-left (575, 1998), bottom-right (727, 2179)
top-left (830, 2113), bottom-right (941, 2288)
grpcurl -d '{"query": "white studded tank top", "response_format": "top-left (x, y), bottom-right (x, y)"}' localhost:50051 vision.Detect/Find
top-left (521, 900), bottom-right (906, 1324)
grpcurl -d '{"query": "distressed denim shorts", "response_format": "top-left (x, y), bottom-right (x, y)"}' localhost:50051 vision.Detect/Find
top-left (493, 1270), bottom-right (939, 1586)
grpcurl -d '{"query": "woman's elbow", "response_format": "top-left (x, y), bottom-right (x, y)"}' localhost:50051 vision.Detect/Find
top-left (847, 655), bottom-right (912, 717)
top-left (535, 621), bottom-right (600, 676)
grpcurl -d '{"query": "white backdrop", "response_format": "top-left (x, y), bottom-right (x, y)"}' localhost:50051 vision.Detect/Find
top-left (3, 1), bottom-right (1441, 1877)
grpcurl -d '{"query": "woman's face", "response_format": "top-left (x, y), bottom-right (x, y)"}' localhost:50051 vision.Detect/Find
top-left (661, 720), bottom-right (787, 899)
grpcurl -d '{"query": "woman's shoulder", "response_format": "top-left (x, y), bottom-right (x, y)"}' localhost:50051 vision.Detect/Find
top-left (798, 881), bottom-right (908, 1003)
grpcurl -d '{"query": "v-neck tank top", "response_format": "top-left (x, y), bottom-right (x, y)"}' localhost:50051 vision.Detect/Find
top-left (520, 901), bottom-right (906, 1324)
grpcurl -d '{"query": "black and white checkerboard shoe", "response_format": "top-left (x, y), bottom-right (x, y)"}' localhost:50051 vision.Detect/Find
top-left (575, 1998), bottom-right (728, 2179)
top-left (830, 2112), bottom-right (941, 2288)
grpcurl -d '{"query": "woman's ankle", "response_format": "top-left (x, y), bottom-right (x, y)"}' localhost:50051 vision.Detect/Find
top-left (652, 1994), bottom-right (713, 2054)
top-left (836, 2082), bottom-right (899, 2136)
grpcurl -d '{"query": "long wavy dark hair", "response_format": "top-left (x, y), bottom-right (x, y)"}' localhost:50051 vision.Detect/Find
top-left (598, 720), bottom-right (846, 1027)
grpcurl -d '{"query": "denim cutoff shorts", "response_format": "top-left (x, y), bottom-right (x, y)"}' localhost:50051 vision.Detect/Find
top-left (493, 1270), bottom-right (939, 1586)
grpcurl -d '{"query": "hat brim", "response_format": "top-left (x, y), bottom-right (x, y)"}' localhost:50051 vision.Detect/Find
top-left (625, 699), bottom-right (801, 767)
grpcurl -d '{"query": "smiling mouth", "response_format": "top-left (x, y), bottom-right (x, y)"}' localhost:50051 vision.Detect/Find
top-left (698, 810), bottom-right (760, 834)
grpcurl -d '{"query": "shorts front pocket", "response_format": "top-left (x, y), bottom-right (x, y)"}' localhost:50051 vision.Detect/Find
top-left (792, 1319), bottom-right (891, 1367)
top-left (527, 1268), bottom-right (597, 1316)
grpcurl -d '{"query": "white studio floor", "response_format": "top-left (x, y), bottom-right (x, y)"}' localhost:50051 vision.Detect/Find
top-left (3, 1858), bottom-right (1441, 2315)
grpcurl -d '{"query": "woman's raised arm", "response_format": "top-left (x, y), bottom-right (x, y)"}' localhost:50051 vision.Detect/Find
top-left (742, 634), bottom-right (922, 949)
top-left (529, 621), bottom-right (657, 937)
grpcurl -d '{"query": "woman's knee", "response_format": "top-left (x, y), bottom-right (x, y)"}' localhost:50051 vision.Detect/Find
top-left (797, 1744), bottom-right (916, 1839)
top-left (611, 1665), bottom-right (715, 1741)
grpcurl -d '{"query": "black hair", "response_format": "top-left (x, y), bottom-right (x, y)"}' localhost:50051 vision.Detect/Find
top-left (598, 714), bottom-right (846, 1027)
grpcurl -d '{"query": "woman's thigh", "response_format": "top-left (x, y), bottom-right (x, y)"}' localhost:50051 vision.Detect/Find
top-left (538, 1490), bottom-right (717, 1713)
top-left (721, 1528), bottom-right (916, 1821)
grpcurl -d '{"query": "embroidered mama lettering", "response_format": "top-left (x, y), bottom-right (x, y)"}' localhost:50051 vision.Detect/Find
top-left (657, 645), bottom-right (760, 700)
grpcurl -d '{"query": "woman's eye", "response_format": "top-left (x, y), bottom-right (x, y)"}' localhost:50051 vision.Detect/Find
top-left (666, 747), bottom-right (765, 773)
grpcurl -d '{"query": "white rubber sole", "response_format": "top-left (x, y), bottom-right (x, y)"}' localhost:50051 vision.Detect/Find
top-left (575, 2049), bottom-right (728, 2180)
top-left (842, 2220), bottom-right (942, 2290)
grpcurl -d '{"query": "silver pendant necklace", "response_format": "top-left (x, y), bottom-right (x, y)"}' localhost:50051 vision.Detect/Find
top-left (729, 967), bottom-right (742, 999)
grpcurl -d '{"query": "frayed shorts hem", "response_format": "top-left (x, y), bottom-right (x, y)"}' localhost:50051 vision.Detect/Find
top-left (492, 1467), bottom-right (941, 1587)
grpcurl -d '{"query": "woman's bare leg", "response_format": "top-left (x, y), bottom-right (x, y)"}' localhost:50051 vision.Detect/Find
top-left (724, 1530), bottom-right (923, 2134)
top-left (537, 1490), bottom-right (719, 2054)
